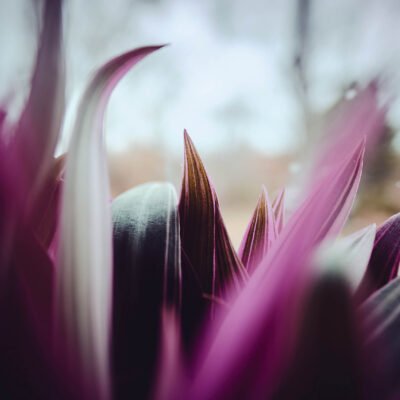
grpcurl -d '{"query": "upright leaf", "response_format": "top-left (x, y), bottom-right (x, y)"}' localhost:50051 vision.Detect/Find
top-left (238, 186), bottom-right (276, 273)
top-left (13, 0), bottom-right (65, 202)
top-left (178, 130), bottom-right (247, 346)
top-left (55, 46), bottom-right (164, 400)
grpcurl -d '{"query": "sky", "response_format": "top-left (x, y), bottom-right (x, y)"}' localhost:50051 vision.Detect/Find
top-left (1, 0), bottom-right (400, 156)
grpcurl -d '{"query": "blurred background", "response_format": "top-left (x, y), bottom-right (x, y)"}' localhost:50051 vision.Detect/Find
top-left (1, 0), bottom-right (400, 246)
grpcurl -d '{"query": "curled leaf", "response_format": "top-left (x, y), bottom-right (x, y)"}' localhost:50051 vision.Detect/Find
top-left (238, 186), bottom-right (276, 273)
top-left (55, 45), bottom-right (164, 399)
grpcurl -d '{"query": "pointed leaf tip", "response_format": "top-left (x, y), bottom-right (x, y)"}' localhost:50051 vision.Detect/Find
top-left (179, 130), bottom-right (246, 297)
top-left (179, 130), bottom-right (246, 347)
top-left (238, 185), bottom-right (276, 273)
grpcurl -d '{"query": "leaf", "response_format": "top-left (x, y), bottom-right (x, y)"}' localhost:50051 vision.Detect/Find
top-left (31, 154), bottom-right (65, 249)
top-left (238, 186), bottom-right (276, 273)
top-left (272, 188), bottom-right (285, 233)
top-left (12, 0), bottom-right (65, 202)
top-left (361, 277), bottom-right (400, 399)
top-left (55, 45), bottom-right (164, 400)
top-left (179, 130), bottom-right (246, 296)
top-left (313, 224), bottom-right (376, 291)
top-left (0, 229), bottom-right (60, 399)
top-left (274, 274), bottom-right (366, 400)
top-left (178, 130), bottom-right (247, 347)
top-left (154, 307), bottom-right (184, 400)
top-left (312, 83), bottom-right (385, 181)
top-left (356, 213), bottom-right (400, 303)
top-left (111, 182), bottom-right (181, 399)
top-left (181, 140), bottom-right (365, 400)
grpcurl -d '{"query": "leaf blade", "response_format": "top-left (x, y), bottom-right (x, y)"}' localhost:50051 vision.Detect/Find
top-left (55, 45), bottom-right (164, 399)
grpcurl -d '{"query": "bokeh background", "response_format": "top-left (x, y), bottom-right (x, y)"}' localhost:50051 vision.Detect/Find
top-left (2, 0), bottom-right (400, 246)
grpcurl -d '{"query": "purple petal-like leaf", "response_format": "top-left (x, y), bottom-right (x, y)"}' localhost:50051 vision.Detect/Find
top-left (55, 45), bottom-right (164, 400)
top-left (310, 83), bottom-right (385, 187)
top-left (112, 182), bottom-right (181, 399)
top-left (12, 0), bottom-right (65, 202)
top-left (181, 140), bottom-right (365, 400)
top-left (356, 213), bottom-right (400, 303)
top-left (238, 186), bottom-right (276, 273)
top-left (178, 130), bottom-right (247, 347)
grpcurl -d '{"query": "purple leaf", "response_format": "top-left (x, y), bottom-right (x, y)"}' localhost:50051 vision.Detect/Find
top-left (12, 0), bottom-right (65, 202)
top-left (356, 213), bottom-right (400, 303)
top-left (238, 185), bottom-right (276, 273)
top-left (55, 45), bottom-right (164, 400)
top-left (111, 182), bottom-right (181, 399)
top-left (310, 83), bottom-right (385, 187)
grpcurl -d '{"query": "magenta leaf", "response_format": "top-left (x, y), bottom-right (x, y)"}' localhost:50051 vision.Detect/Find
top-left (356, 213), bottom-right (400, 303)
top-left (55, 45), bottom-right (164, 400)
top-left (311, 83), bottom-right (385, 185)
top-left (112, 182), bottom-right (181, 399)
top-left (12, 0), bottom-right (65, 202)
top-left (238, 186), bottom-right (276, 273)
